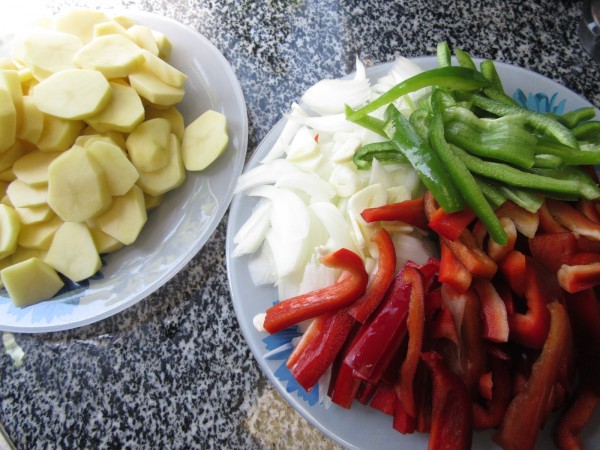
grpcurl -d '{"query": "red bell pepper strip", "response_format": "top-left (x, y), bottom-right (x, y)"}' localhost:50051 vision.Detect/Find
top-left (554, 384), bottom-right (600, 450)
top-left (498, 250), bottom-right (526, 296)
top-left (557, 262), bottom-right (600, 293)
top-left (485, 216), bottom-right (517, 262)
top-left (546, 198), bottom-right (600, 241)
top-left (459, 286), bottom-right (487, 397)
top-left (472, 278), bottom-right (509, 343)
top-left (286, 310), bottom-right (355, 392)
top-left (438, 239), bottom-right (472, 293)
top-left (508, 257), bottom-right (558, 349)
top-left (568, 252), bottom-right (600, 265)
top-left (422, 351), bottom-right (473, 450)
top-left (343, 266), bottom-right (412, 383)
top-left (478, 371), bottom-right (493, 401)
top-left (495, 200), bottom-right (539, 238)
top-left (361, 197), bottom-right (428, 230)
top-left (576, 235), bottom-right (600, 253)
top-left (429, 305), bottom-right (459, 345)
top-left (427, 206), bottom-right (477, 241)
top-left (494, 302), bottom-right (571, 450)
top-left (576, 199), bottom-right (600, 224)
top-left (263, 248), bottom-right (368, 334)
top-left (442, 229), bottom-right (497, 278)
top-left (538, 200), bottom-right (569, 233)
top-left (329, 360), bottom-right (361, 409)
top-left (396, 266), bottom-right (426, 418)
top-left (393, 396), bottom-right (417, 434)
top-left (529, 231), bottom-right (578, 273)
top-left (369, 381), bottom-right (397, 416)
top-left (473, 357), bottom-right (512, 430)
top-left (347, 229), bottom-right (396, 323)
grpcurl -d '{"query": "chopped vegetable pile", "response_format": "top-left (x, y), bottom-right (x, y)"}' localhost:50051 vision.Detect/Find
top-left (234, 42), bottom-right (600, 449)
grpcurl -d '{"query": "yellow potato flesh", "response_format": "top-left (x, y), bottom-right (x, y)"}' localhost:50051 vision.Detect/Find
top-left (88, 224), bottom-right (123, 254)
top-left (86, 140), bottom-right (139, 196)
top-left (125, 118), bottom-right (171, 172)
top-left (84, 82), bottom-right (144, 133)
top-left (145, 105), bottom-right (185, 140)
top-left (141, 50), bottom-right (187, 88)
top-left (20, 31), bottom-right (82, 80)
top-left (47, 145), bottom-right (112, 222)
top-left (74, 34), bottom-right (145, 78)
top-left (17, 215), bottom-right (62, 250)
top-left (6, 179), bottom-right (47, 208)
top-left (126, 25), bottom-right (159, 55)
top-left (13, 150), bottom-right (61, 185)
top-left (0, 89), bottom-right (17, 152)
top-left (15, 204), bottom-right (54, 225)
top-left (46, 221), bottom-right (101, 282)
top-left (17, 96), bottom-right (44, 144)
top-left (182, 109), bottom-right (229, 171)
top-left (0, 204), bottom-right (20, 259)
top-left (94, 185), bottom-right (147, 245)
top-left (53, 8), bottom-right (111, 44)
top-left (36, 115), bottom-right (84, 152)
top-left (129, 71), bottom-right (184, 106)
top-left (33, 69), bottom-right (111, 120)
top-left (137, 133), bottom-right (186, 196)
top-left (0, 141), bottom-right (30, 173)
top-left (1, 257), bottom-right (64, 307)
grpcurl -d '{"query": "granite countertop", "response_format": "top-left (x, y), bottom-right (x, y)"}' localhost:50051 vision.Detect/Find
top-left (0, 0), bottom-right (599, 449)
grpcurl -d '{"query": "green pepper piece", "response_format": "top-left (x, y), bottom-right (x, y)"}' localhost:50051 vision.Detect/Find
top-left (532, 153), bottom-right (564, 168)
top-left (496, 184), bottom-right (544, 213)
top-left (353, 141), bottom-right (409, 169)
top-left (480, 60), bottom-right (505, 92)
top-left (474, 177), bottom-right (507, 209)
top-left (534, 140), bottom-right (600, 165)
top-left (573, 120), bottom-right (600, 143)
top-left (529, 166), bottom-right (600, 200)
top-left (429, 89), bottom-right (507, 245)
top-left (469, 93), bottom-right (579, 149)
top-left (346, 67), bottom-right (490, 122)
top-left (383, 104), bottom-right (465, 213)
top-left (559, 107), bottom-right (597, 129)
top-left (437, 41), bottom-right (452, 67)
top-left (450, 143), bottom-right (596, 199)
top-left (344, 105), bottom-right (386, 138)
top-left (455, 48), bottom-right (476, 70)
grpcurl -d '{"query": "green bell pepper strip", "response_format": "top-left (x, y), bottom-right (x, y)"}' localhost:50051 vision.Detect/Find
top-left (437, 41), bottom-right (452, 67)
top-left (344, 105), bottom-right (386, 138)
top-left (475, 177), bottom-right (507, 209)
top-left (529, 166), bottom-right (600, 200)
top-left (573, 120), bottom-right (600, 143)
top-left (346, 66), bottom-right (491, 122)
top-left (534, 140), bottom-right (600, 165)
top-left (469, 93), bottom-right (580, 149)
top-left (429, 89), bottom-right (508, 245)
top-left (455, 48), bottom-right (476, 70)
top-left (496, 184), bottom-right (544, 213)
top-left (450, 143), bottom-right (596, 199)
top-left (480, 59), bottom-right (504, 92)
top-left (532, 153), bottom-right (564, 168)
top-left (559, 107), bottom-right (598, 129)
top-left (383, 104), bottom-right (465, 213)
top-left (352, 141), bottom-right (408, 169)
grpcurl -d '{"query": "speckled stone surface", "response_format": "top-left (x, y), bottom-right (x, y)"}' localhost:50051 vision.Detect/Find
top-left (0, 0), bottom-right (598, 449)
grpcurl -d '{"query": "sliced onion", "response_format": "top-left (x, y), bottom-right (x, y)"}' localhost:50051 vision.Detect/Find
top-left (234, 159), bottom-right (298, 193)
top-left (310, 201), bottom-right (360, 255)
top-left (275, 171), bottom-right (336, 203)
top-left (232, 200), bottom-right (273, 257)
top-left (262, 102), bottom-right (308, 163)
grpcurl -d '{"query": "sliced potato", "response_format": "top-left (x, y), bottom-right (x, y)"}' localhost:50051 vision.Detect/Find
top-left (137, 133), bottom-right (186, 196)
top-left (13, 150), bottom-right (61, 185)
top-left (53, 8), bottom-right (111, 44)
top-left (182, 109), bottom-right (229, 171)
top-left (33, 69), bottom-right (111, 120)
top-left (15, 204), bottom-right (54, 225)
top-left (94, 185), bottom-right (147, 245)
top-left (20, 31), bottom-right (82, 79)
top-left (86, 140), bottom-right (139, 196)
top-left (125, 118), bottom-right (171, 172)
top-left (47, 145), bottom-right (112, 221)
top-left (1, 257), bottom-right (64, 307)
top-left (145, 105), bottom-right (185, 140)
top-left (10, 247), bottom-right (48, 266)
top-left (88, 223), bottom-right (123, 253)
top-left (45, 221), bottom-right (101, 282)
top-left (84, 82), bottom-right (144, 133)
top-left (152, 30), bottom-right (173, 60)
top-left (129, 71), bottom-right (184, 106)
top-left (0, 70), bottom-right (24, 128)
top-left (37, 115), bottom-right (84, 152)
top-left (0, 204), bottom-right (20, 259)
top-left (93, 20), bottom-right (129, 39)
top-left (74, 34), bottom-right (145, 78)
top-left (17, 96), bottom-right (44, 144)
top-left (17, 215), bottom-right (62, 250)
top-left (140, 49), bottom-right (186, 88)
top-left (0, 141), bottom-right (30, 173)
top-left (126, 25), bottom-right (159, 55)
top-left (6, 179), bottom-right (47, 208)
top-left (143, 192), bottom-right (164, 210)
top-left (0, 88), bottom-right (16, 152)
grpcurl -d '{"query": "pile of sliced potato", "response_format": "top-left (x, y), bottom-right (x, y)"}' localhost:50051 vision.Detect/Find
top-left (0, 8), bottom-right (230, 307)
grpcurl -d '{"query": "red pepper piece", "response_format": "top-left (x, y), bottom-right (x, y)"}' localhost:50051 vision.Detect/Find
top-left (330, 360), bottom-right (361, 409)
top-left (568, 252), bottom-right (600, 265)
top-left (557, 262), bottom-right (600, 293)
top-left (565, 288), bottom-right (600, 393)
top-left (577, 199), bottom-right (600, 224)
top-left (369, 381), bottom-right (397, 416)
top-left (442, 229), bottom-right (497, 278)
top-left (409, 257), bottom-right (440, 290)
top-left (459, 285), bottom-right (487, 397)
top-left (393, 396), bottom-right (417, 434)
top-left (286, 310), bottom-right (355, 392)
top-left (427, 207), bottom-right (477, 241)
top-left (438, 239), bottom-right (472, 293)
top-left (472, 278), bottom-right (509, 343)
top-left (495, 200), bottom-right (539, 238)
top-left (576, 235), bottom-right (600, 253)
top-left (499, 250), bottom-right (526, 296)
top-left (486, 216), bottom-right (517, 262)
top-left (539, 200), bottom-right (569, 233)
top-left (478, 371), bottom-right (493, 401)
top-left (429, 305), bottom-right (459, 345)
top-left (546, 198), bottom-right (600, 241)
top-left (263, 248), bottom-right (368, 334)
top-left (422, 351), bottom-right (473, 450)
top-left (494, 302), bottom-right (571, 450)
top-left (473, 357), bottom-right (512, 430)
top-left (425, 286), bottom-right (442, 319)
top-left (554, 384), bottom-right (600, 450)
top-left (529, 231), bottom-right (578, 273)
top-left (361, 197), bottom-right (428, 230)
top-left (396, 266), bottom-right (426, 418)
top-left (343, 266), bottom-right (412, 383)
top-left (347, 229), bottom-right (396, 323)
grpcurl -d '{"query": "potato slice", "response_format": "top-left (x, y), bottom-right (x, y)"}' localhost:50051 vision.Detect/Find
top-left (33, 69), bottom-right (111, 120)
top-left (143, 192), bottom-right (164, 210)
top-left (152, 30), bottom-right (173, 60)
top-left (15, 204), bottom-right (54, 225)
top-left (86, 140), bottom-right (139, 196)
top-left (0, 88), bottom-right (16, 152)
top-left (137, 133), bottom-right (186, 196)
top-left (10, 247), bottom-right (48, 266)
top-left (87, 223), bottom-right (123, 254)
top-left (112, 15), bottom-right (136, 30)
top-left (46, 221), bottom-right (101, 282)
top-left (0, 141), bottom-right (30, 173)
top-left (6, 179), bottom-right (47, 208)
top-left (129, 71), bottom-right (184, 106)
top-left (74, 34), bottom-right (145, 78)
top-left (1, 257), bottom-right (64, 307)
top-left (20, 31), bottom-right (82, 79)
top-left (37, 115), bottom-right (84, 152)
top-left (145, 105), bottom-right (185, 140)
top-left (182, 109), bottom-right (229, 171)
top-left (53, 8), bottom-right (111, 44)
top-left (0, 204), bottom-right (20, 259)
top-left (126, 25), bottom-right (159, 55)
top-left (84, 82), bottom-right (144, 133)
top-left (17, 96), bottom-right (44, 144)
top-left (140, 50), bottom-right (186, 88)
top-left (94, 185), bottom-right (147, 245)
top-left (17, 215), bottom-right (62, 250)
top-left (47, 145), bottom-right (112, 222)
top-left (125, 118), bottom-right (171, 172)
top-left (0, 70), bottom-right (23, 128)
top-left (93, 20), bottom-right (129, 39)
top-left (13, 150), bottom-right (61, 185)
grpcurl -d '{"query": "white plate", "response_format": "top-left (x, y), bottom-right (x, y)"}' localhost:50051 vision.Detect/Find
top-left (226, 58), bottom-right (600, 449)
top-left (0, 10), bottom-right (248, 333)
